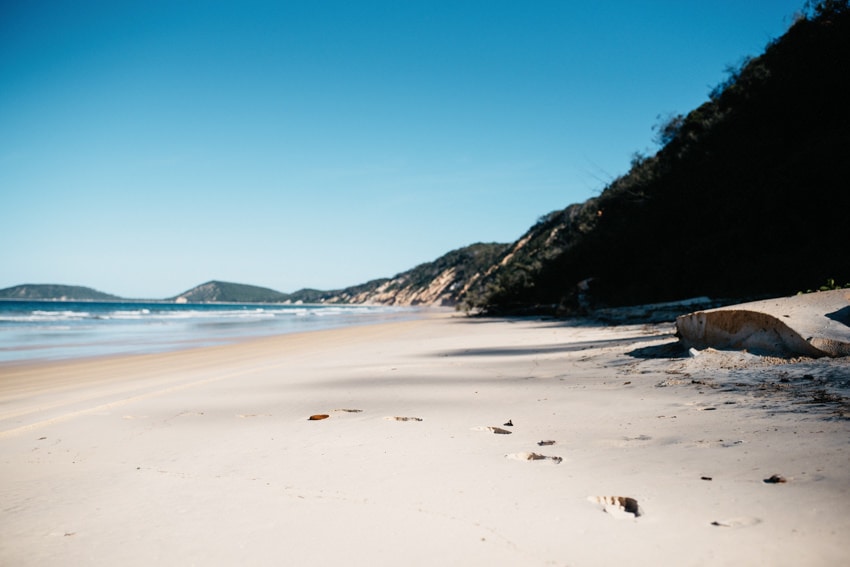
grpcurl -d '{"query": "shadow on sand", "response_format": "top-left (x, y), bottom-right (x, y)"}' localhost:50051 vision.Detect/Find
top-left (435, 334), bottom-right (670, 358)
top-left (627, 340), bottom-right (688, 360)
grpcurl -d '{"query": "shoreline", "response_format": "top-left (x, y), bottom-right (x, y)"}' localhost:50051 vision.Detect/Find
top-left (0, 308), bottom-right (437, 368)
top-left (0, 315), bottom-right (446, 437)
top-left (2, 314), bottom-right (848, 565)
top-left (0, 300), bottom-right (427, 365)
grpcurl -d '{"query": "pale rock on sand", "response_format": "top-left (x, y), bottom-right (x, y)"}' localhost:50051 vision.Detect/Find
top-left (677, 289), bottom-right (850, 357)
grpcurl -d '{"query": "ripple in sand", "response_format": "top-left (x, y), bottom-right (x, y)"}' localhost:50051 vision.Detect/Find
top-left (590, 496), bottom-right (641, 518)
top-left (384, 416), bottom-right (423, 422)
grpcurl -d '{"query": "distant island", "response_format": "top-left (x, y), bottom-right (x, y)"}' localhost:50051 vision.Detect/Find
top-left (4, 3), bottom-right (848, 313)
top-left (170, 281), bottom-right (290, 304)
top-left (0, 284), bottom-right (121, 302)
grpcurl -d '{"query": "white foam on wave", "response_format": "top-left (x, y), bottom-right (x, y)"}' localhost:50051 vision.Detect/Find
top-left (0, 301), bottom-right (421, 363)
top-left (0, 304), bottom-right (403, 323)
top-left (0, 310), bottom-right (91, 323)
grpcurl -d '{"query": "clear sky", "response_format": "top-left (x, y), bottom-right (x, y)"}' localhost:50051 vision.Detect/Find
top-left (1, 0), bottom-right (806, 299)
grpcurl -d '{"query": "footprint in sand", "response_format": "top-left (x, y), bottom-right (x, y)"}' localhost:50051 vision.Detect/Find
top-left (589, 496), bottom-right (641, 518)
top-left (506, 452), bottom-right (562, 464)
top-left (472, 426), bottom-right (512, 435)
top-left (384, 416), bottom-right (423, 422)
top-left (710, 516), bottom-right (762, 528)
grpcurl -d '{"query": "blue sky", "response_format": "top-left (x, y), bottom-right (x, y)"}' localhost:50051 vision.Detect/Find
top-left (1, 1), bottom-right (806, 298)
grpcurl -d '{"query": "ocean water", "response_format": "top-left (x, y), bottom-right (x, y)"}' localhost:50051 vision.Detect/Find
top-left (0, 300), bottom-right (418, 363)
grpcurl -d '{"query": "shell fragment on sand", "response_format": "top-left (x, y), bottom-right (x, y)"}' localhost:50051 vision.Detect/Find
top-left (309, 409), bottom-right (363, 420)
top-left (764, 474), bottom-right (787, 484)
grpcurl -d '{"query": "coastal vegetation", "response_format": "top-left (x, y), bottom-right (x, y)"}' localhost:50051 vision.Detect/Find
top-left (0, 284), bottom-right (120, 301)
top-left (461, 1), bottom-right (850, 314)
top-left (171, 281), bottom-right (290, 303)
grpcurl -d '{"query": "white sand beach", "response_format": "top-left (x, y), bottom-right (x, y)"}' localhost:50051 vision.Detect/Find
top-left (1, 311), bottom-right (849, 566)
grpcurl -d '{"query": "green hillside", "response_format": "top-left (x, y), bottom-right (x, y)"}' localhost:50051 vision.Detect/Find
top-left (172, 281), bottom-right (290, 303)
top-left (0, 284), bottom-right (121, 301)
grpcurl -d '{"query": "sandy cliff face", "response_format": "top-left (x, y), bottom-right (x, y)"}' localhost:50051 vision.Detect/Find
top-left (325, 267), bottom-right (463, 306)
top-left (348, 267), bottom-right (459, 306)
top-left (299, 242), bottom-right (510, 307)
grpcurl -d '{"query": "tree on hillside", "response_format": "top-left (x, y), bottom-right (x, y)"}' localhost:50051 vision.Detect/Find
top-left (805, 0), bottom-right (848, 18)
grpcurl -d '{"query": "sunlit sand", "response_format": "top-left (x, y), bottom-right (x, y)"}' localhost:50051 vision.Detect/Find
top-left (2, 313), bottom-right (848, 565)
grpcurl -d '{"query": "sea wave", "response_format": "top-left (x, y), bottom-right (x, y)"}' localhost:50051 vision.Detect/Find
top-left (0, 300), bottom-right (419, 363)
top-left (0, 305), bottom-right (389, 323)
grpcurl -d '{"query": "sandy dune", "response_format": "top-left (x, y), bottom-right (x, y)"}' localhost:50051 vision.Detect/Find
top-left (1, 313), bottom-right (848, 565)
